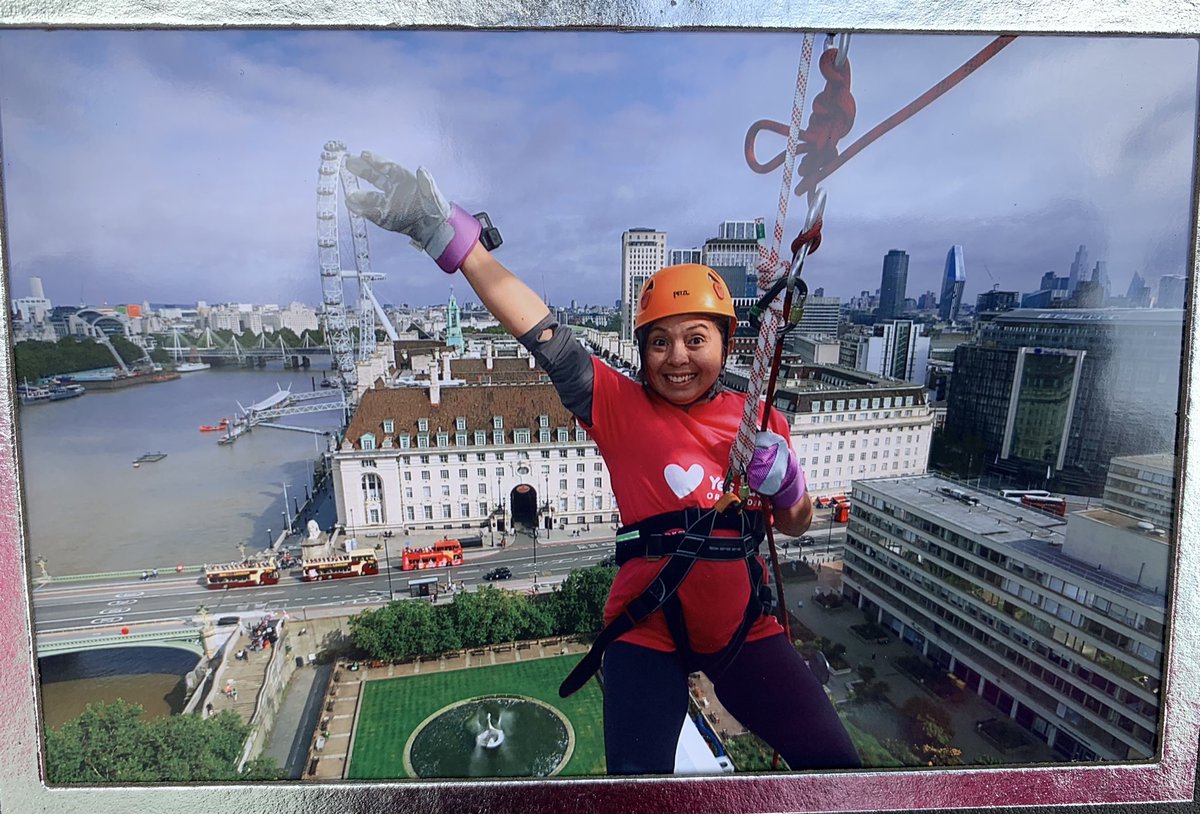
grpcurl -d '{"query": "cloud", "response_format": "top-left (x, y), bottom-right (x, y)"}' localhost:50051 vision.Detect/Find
top-left (0, 31), bottom-right (1194, 311)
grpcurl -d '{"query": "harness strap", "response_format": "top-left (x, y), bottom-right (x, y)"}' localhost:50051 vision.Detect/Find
top-left (559, 508), bottom-right (770, 698)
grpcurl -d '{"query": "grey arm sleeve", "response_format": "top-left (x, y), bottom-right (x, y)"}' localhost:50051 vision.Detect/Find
top-left (516, 314), bottom-right (595, 426)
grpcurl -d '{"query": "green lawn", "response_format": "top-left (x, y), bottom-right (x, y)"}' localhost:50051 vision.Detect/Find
top-left (347, 654), bottom-right (606, 779)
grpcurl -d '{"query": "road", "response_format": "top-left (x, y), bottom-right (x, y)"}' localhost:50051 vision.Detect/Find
top-left (30, 522), bottom-right (847, 636)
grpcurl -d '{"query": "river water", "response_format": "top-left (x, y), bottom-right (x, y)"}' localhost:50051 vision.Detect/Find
top-left (18, 365), bottom-right (344, 728)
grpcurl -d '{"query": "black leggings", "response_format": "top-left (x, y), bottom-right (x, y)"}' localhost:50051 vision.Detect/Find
top-left (601, 635), bottom-right (861, 774)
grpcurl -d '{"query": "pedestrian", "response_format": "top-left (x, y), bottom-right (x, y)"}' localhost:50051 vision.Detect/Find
top-left (140, 570), bottom-right (148, 581)
top-left (152, 568), bottom-right (158, 578)
top-left (343, 153), bottom-right (860, 776)
top-left (205, 702), bottom-right (214, 717)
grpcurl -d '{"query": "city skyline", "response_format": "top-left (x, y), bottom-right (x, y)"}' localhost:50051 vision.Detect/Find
top-left (0, 32), bottom-right (1195, 311)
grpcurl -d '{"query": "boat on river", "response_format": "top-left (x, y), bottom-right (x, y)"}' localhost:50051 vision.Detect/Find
top-left (176, 361), bottom-right (211, 373)
top-left (199, 418), bottom-right (230, 432)
top-left (18, 384), bottom-right (51, 405)
top-left (48, 383), bottom-right (86, 401)
top-left (204, 558), bottom-right (281, 589)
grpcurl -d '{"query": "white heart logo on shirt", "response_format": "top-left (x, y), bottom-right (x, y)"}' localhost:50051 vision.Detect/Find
top-left (664, 463), bottom-right (704, 498)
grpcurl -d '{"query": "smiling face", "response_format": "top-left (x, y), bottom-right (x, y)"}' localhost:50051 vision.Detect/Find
top-left (641, 313), bottom-right (726, 406)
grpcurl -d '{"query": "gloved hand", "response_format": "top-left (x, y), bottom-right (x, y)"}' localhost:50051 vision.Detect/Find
top-left (747, 430), bottom-right (807, 509)
top-left (343, 151), bottom-right (481, 274)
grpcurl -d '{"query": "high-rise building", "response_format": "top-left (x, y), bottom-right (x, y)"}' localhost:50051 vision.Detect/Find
top-left (1091, 261), bottom-right (1111, 298)
top-left (945, 308), bottom-right (1183, 493)
top-left (975, 289), bottom-right (1018, 316)
top-left (722, 364), bottom-right (933, 496)
top-left (877, 250), bottom-right (909, 320)
top-left (938, 245), bottom-right (966, 322)
top-left (839, 320), bottom-right (930, 384)
top-left (1156, 275), bottom-right (1187, 309)
top-left (702, 221), bottom-right (762, 296)
top-left (1067, 244), bottom-right (1089, 293)
top-left (1021, 271), bottom-right (1071, 308)
top-left (669, 247), bottom-right (703, 266)
top-left (621, 228), bottom-right (667, 341)
top-left (1126, 273), bottom-right (1152, 308)
top-left (792, 295), bottom-right (841, 336)
top-left (1102, 453), bottom-right (1176, 533)
top-left (841, 474), bottom-right (1166, 762)
top-left (445, 289), bottom-right (464, 350)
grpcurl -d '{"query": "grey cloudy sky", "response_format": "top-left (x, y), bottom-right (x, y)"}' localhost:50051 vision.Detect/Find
top-left (0, 30), bottom-right (1195, 310)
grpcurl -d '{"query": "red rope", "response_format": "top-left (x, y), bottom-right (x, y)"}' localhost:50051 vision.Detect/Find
top-left (794, 35), bottom-right (1016, 196)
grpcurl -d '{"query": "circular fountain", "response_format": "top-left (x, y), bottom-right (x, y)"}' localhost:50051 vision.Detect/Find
top-left (404, 695), bottom-right (574, 778)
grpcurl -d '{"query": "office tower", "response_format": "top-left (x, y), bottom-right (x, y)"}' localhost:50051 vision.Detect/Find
top-left (945, 308), bottom-right (1183, 493)
top-left (1092, 261), bottom-right (1111, 298)
top-left (669, 247), bottom-right (703, 266)
top-left (1068, 244), bottom-right (1089, 293)
top-left (938, 245), bottom-right (966, 322)
top-left (842, 474), bottom-right (1165, 762)
top-left (702, 220), bottom-right (762, 296)
top-left (621, 228), bottom-right (667, 341)
top-left (793, 295), bottom-right (841, 336)
top-left (1021, 271), bottom-right (1071, 308)
top-left (975, 289), bottom-right (1018, 315)
top-left (1156, 275), bottom-right (1187, 309)
top-left (877, 250), bottom-right (909, 320)
top-left (839, 320), bottom-right (930, 384)
top-left (1126, 273), bottom-right (1152, 308)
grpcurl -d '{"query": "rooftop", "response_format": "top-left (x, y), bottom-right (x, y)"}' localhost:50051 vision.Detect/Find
top-left (855, 475), bottom-right (1166, 610)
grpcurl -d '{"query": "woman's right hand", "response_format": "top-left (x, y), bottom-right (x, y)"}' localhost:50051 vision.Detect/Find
top-left (343, 151), bottom-right (480, 274)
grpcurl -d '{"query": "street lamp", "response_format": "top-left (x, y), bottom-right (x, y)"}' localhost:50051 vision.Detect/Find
top-left (267, 528), bottom-right (272, 547)
top-left (282, 483), bottom-right (292, 531)
top-left (383, 534), bottom-right (395, 599)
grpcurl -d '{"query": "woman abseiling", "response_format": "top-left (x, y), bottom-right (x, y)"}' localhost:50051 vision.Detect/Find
top-left (343, 151), bottom-right (861, 774)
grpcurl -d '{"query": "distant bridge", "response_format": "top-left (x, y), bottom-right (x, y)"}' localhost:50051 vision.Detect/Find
top-left (36, 622), bottom-right (208, 658)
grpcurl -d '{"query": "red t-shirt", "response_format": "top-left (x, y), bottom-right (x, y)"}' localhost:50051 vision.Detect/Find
top-left (585, 357), bottom-right (792, 653)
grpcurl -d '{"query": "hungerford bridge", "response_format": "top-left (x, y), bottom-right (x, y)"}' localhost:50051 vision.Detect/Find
top-left (167, 329), bottom-right (335, 368)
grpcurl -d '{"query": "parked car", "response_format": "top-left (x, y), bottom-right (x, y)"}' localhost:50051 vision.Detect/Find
top-left (483, 566), bottom-right (512, 581)
top-left (798, 535), bottom-right (816, 547)
top-left (216, 616), bottom-right (240, 627)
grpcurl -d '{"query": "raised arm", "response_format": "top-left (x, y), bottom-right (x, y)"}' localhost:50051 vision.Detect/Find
top-left (343, 151), bottom-right (549, 336)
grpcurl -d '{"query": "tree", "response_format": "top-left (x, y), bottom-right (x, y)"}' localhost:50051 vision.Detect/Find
top-left (448, 586), bottom-right (530, 648)
top-left (550, 566), bottom-right (616, 636)
top-left (349, 599), bottom-right (460, 661)
top-left (44, 700), bottom-right (280, 783)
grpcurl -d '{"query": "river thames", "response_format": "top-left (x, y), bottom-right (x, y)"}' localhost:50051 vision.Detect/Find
top-left (19, 365), bottom-right (344, 727)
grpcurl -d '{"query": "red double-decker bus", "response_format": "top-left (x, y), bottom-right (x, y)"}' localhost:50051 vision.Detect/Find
top-left (1020, 495), bottom-right (1068, 517)
top-left (400, 538), bottom-right (465, 571)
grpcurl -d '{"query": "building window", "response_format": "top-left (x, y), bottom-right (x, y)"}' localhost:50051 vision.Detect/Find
top-left (361, 473), bottom-right (383, 502)
top-left (539, 415), bottom-right (549, 428)
top-left (360, 433), bottom-right (376, 451)
top-left (557, 428), bottom-right (570, 443)
top-left (456, 416), bottom-right (467, 431)
top-left (493, 430), bottom-right (505, 445)
top-left (437, 432), bottom-right (449, 447)
top-left (539, 429), bottom-right (551, 444)
top-left (417, 434), bottom-right (429, 448)
top-left (456, 432), bottom-right (468, 446)
top-left (423, 506), bottom-right (433, 520)
top-left (442, 504), bottom-right (452, 519)
top-left (460, 503), bottom-right (470, 517)
top-left (407, 506), bottom-right (415, 521)
top-left (575, 428), bottom-right (587, 442)
top-left (493, 415), bottom-right (504, 429)
top-left (399, 434), bottom-right (411, 449)
top-left (515, 429), bottom-right (531, 444)
top-left (382, 419), bottom-right (394, 434)
top-left (418, 418), bottom-right (429, 432)
top-left (361, 459), bottom-right (377, 468)
top-left (474, 431), bottom-right (487, 446)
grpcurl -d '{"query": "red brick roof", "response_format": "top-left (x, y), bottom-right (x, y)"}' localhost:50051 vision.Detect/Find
top-left (346, 383), bottom-right (573, 448)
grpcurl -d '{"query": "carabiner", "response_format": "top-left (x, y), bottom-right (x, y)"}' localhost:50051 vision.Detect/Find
top-left (786, 187), bottom-right (827, 295)
top-left (827, 32), bottom-right (851, 68)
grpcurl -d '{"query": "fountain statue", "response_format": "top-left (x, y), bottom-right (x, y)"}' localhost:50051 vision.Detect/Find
top-left (475, 713), bottom-right (505, 749)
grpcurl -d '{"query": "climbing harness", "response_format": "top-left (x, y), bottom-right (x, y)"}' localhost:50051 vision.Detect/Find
top-left (559, 505), bottom-right (769, 698)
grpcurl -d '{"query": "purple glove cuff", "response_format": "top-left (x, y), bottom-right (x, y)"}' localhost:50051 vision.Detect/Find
top-left (435, 204), bottom-right (482, 274)
top-left (772, 461), bottom-right (807, 511)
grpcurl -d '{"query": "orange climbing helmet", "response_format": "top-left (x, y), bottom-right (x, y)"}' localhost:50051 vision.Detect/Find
top-left (634, 263), bottom-right (738, 339)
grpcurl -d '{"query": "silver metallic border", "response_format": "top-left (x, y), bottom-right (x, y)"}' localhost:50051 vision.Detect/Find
top-left (1, 3), bottom-right (1197, 813)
